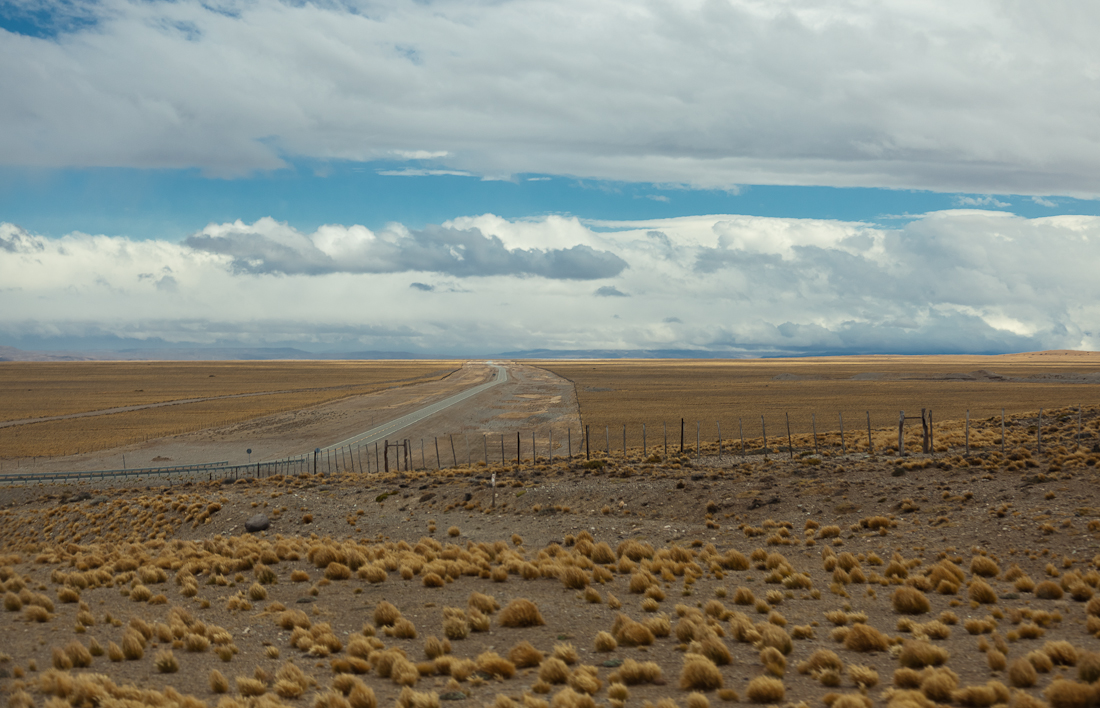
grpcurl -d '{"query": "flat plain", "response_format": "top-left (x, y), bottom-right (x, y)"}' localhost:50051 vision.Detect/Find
top-left (537, 352), bottom-right (1100, 455)
top-left (0, 361), bottom-right (458, 458)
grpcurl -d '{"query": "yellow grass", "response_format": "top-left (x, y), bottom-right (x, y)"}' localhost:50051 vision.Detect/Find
top-left (536, 353), bottom-right (1100, 454)
top-left (0, 361), bottom-right (456, 457)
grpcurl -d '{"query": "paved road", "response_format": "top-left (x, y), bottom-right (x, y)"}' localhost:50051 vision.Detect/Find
top-left (315, 362), bottom-right (508, 453)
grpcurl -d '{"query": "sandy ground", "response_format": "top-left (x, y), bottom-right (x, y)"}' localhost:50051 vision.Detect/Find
top-left (4, 361), bottom-right (580, 476)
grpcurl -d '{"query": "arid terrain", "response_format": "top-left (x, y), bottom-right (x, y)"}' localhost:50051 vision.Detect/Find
top-left (3, 354), bottom-right (1100, 708)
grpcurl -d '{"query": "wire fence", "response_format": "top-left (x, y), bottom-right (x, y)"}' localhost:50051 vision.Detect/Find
top-left (3, 403), bottom-right (1096, 485)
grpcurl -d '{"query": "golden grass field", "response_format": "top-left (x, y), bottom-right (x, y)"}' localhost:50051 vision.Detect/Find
top-left (0, 362), bottom-right (457, 458)
top-left (536, 353), bottom-right (1100, 456)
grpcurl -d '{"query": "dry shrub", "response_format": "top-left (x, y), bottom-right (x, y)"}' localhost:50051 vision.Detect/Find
top-left (560, 567), bottom-right (589, 590)
top-left (422, 573), bottom-right (444, 588)
top-left (548, 687), bottom-right (595, 708)
top-left (154, 649), bottom-right (179, 674)
top-left (1035, 581), bottom-right (1065, 600)
top-left (733, 587), bottom-right (755, 605)
top-left (1077, 651), bottom-right (1100, 682)
top-left (610, 658), bottom-right (663, 686)
top-left (920, 667), bottom-right (959, 702)
top-left (1028, 650), bottom-right (1055, 673)
top-left (121, 632), bottom-right (145, 660)
top-left (644, 613), bottom-right (671, 637)
top-left (397, 687), bottom-right (441, 708)
top-left (510, 641), bottom-right (544, 667)
top-left (1044, 641), bottom-right (1080, 666)
top-left (1008, 658), bottom-right (1037, 687)
top-left (279, 609), bottom-right (312, 630)
top-left (499, 599), bottom-right (545, 628)
top-left (611, 614), bottom-right (654, 647)
top-left (63, 641), bottom-right (92, 668)
top-left (849, 664), bottom-right (879, 688)
top-left (893, 587), bottom-right (931, 615)
top-left (971, 557), bottom-right (1001, 578)
top-left (893, 668), bottom-right (923, 689)
top-left (568, 665), bottom-right (602, 695)
top-left (686, 692), bottom-right (711, 708)
top-left (680, 655), bottom-right (724, 691)
top-left (745, 676), bottom-right (784, 703)
top-left (953, 681), bottom-right (1010, 708)
top-left (988, 649), bottom-right (1007, 671)
top-left (374, 601), bottom-right (402, 627)
top-left (757, 624), bottom-right (792, 655)
top-left (469, 592), bottom-right (499, 613)
top-left (760, 646), bottom-right (786, 676)
top-left (1045, 680), bottom-right (1097, 708)
top-left (899, 641), bottom-right (949, 669)
top-left (539, 658), bottom-right (570, 685)
top-left (594, 632), bottom-right (617, 653)
top-left (843, 624), bottom-right (888, 652)
top-left (477, 651), bottom-right (516, 679)
top-left (553, 643), bottom-right (578, 665)
top-left (443, 615), bottom-right (470, 640)
top-left (798, 649), bottom-right (844, 675)
top-left (237, 677), bottom-right (267, 697)
top-left (827, 695), bottom-right (872, 708)
top-left (968, 580), bottom-right (998, 604)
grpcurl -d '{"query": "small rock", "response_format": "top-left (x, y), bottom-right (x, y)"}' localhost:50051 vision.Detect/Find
top-left (245, 513), bottom-right (270, 532)
top-left (440, 692), bottom-right (467, 701)
top-left (296, 597), bottom-right (316, 604)
top-left (419, 492), bottom-right (435, 502)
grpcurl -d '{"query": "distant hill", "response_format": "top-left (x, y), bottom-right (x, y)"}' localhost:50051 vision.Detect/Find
top-left (0, 345), bottom-right (420, 361)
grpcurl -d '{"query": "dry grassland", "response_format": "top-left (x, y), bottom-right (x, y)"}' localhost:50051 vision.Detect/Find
top-left (537, 353), bottom-right (1100, 455)
top-left (0, 362), bottom-right (456, 458)
top-left (4, 423), bottom-right (1100, 708)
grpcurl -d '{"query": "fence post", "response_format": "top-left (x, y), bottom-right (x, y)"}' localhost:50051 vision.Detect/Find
top-left (435, 437), bottom-right (441, 469)
top-left (929, 411), bottom-right (933, 453)
top-left (717, 421), bottom-right (722, 458)
top-left (866, 411), bottom-right (873, 454)
top-left (965, 411), bottom-right (970, 456)
top-left (622, 425), bottom-right (626, 459)
top-left (898, 411), bottom-right (905, 456)
top-left (921, 409), bottom-right (929, 453)
top-left (450, 434), bottom-right (458, 468)
top-left (1001, 409), bottom-right (1006, 453)
top-left (680, 418), bottom-right (685, 453)
top-left (812, 414), bottom-right (818, 455)
top-left (586, 425), bottom-right (590, 460)
top-left (762, 415), bottom-right (768, 460)
top-left (1038, 409), bottom-right (1043, 454)
top-left (314, 448), bottom-right (319, 475)
top-left (483, 434), bottom-right (488, 464)
top-left (383, 441), bottom-right (389, 474)
top-left (517, 432), bottom-right (521, 465)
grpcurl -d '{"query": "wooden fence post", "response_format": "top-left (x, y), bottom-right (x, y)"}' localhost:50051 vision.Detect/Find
top-left (898, 411), bottom-right (905, 456)
top-left (921, 409), bottom-right (929, 454)
top-left (450, 434), bottom-right (458, 468)
top-left (839, 412), bottom-right (845, 454)
top-left (516, 432), bottom-right (521, 465)
top-left (435, 437), bottom-right (441, 469)
top-left (383, 441), bottom-right (389, 473)
top-left (680, 419), bottom-right (685, 453)
top-left (642, 424), bottom-right (646, 457)
top-left (786, 413), bottom-right (793, 459)
top-left (314, 447), bottom-right (319, 475)
top-left (585, 425), bottom-right (590, 460)
top-left (623, 425), bottom-right (626, 459)
top-left (483, 434), bottom-right (488, 464)
top-left (965, 411), bottom-right (970, 456)
top-left (929, 411), bottom-right (934, 453)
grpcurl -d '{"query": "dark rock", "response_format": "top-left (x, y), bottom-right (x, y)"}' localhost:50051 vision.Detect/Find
top-left (464, 492), bottom-right (473, 502)
top-left (316, 485), bottom-right (331, 491)
top-left (245, 513), bottom-right (270, 532)
top-left (419, 492), bottom-right (435, 502)
top-left (296, 597), bottom-right (316, 604)
top-left (440, 692), bottom-right (467, 701)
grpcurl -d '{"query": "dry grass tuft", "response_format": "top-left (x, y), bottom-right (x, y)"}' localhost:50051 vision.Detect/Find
top-left (745, 676), bottom-right (784, 703)
top-left (899, 641), bottom-right (950, 669)
top-left (1044, 680), bottom-right (1097, 708)
top-left (843, 624), bottom-right (889, 652)
top-left (509, 641), bottom-right (544, 668)
top-left (499, 599), bottom-right (545, 628)
top-left (1008, 658), bottom-right (1037, 687)
top-left (680, 655), bottom-right (724, 691)
top-left (893, 587), bottom-right (931, 615)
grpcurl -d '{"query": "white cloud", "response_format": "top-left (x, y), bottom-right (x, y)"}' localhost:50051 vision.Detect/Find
top-left (3, 210), bottom-right (1100, 354)
top-left (2, 0), bottom-right (1099, 194)
top-left (955, 196), bottom-right (1011, 208)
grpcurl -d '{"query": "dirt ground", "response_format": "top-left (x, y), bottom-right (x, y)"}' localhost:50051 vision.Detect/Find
top-left (3, 438), bottom-right (1100, 708)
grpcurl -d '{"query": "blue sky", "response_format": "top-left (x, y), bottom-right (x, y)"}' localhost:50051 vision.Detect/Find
top-left (3, 1), bottom-right (1100, 356)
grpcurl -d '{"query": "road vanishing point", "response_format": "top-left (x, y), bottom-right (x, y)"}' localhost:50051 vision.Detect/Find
top-left (316, 362), bottom-right (508, 453)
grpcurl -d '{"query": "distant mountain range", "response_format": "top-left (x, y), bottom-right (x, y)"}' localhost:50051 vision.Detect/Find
top-left (0, 345), bottom-right (420, 362)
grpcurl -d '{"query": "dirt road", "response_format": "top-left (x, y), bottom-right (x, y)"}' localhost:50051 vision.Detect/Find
top-left (4, 361), bottom-right (580, 476)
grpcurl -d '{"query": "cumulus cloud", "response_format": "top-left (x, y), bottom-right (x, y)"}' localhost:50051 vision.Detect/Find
top-left (3, 210), bottom-right (1100, 355)
top-left (183, 218), bottom-right (628, 280)
top-left (2, 1), bottom-right (1098, 195)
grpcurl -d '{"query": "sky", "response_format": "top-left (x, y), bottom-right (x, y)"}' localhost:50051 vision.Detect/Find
top-left (2, 0), bottom-right (1100, 357)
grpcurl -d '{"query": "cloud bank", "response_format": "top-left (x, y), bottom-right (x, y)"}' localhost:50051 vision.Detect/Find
top-left (2, 0), bottom-right (1099, 195)
top-left (2, 211), bottom-right (1098, 355)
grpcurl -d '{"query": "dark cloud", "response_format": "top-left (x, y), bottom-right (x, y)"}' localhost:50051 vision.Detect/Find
top-left (0, 224), bottom-right (44, 253)
top-left (410, 282), bottom-right (434, 291)
top-left (594, 285), bottom-right (628, 297)
top-left (185, 223), bottom-right (627, 280)
top-left (663, 316), bottom-right (682, 324)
